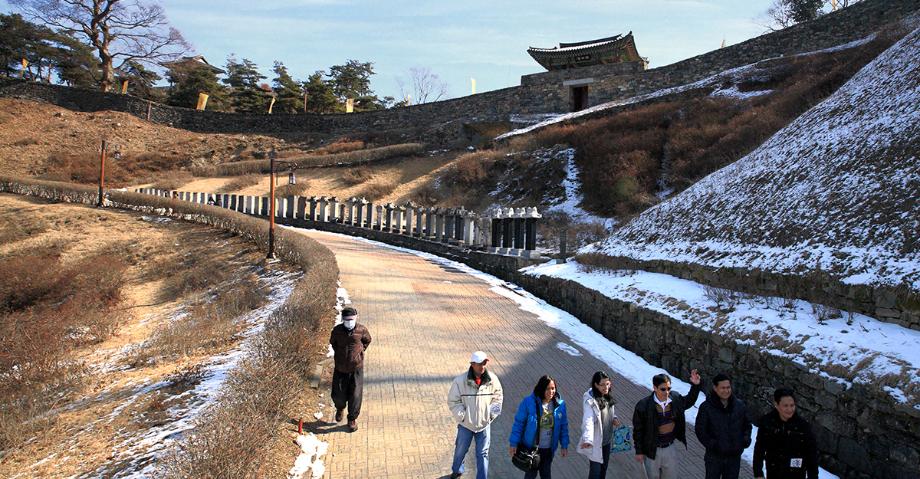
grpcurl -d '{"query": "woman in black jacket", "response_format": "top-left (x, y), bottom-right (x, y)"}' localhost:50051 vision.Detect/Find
top-left (753, 388), bottom-right (819, 479)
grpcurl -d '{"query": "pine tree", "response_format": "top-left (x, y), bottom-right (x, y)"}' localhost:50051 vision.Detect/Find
top-left (303, 71), bottom-right (338, 113)
top-left (271, 61), bottom-right (303, 114)
top-left (166, 63), bottom-right (227, 111)
top-left (327, 59), bottom-right (387, 111)
top-left (223, 56), bottom-right (267, 113)
top-left (117, 60), bottom-right (162, 101)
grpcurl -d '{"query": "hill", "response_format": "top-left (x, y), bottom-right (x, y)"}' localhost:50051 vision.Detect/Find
top-left (584, 25), bottom-right (920, 290)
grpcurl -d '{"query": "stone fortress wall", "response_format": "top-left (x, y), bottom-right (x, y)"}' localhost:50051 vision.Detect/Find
top-left (0, 0), bottom-right (916, 142)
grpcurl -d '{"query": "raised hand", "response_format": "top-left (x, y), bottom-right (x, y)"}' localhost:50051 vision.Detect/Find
top-left (690, 369), bottom-right (701, 385)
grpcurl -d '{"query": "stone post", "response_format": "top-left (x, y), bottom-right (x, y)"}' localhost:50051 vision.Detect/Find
top-left (426, 207), bottom-right (436, 239)
top-left (455, 208), bottom-right (467, 244)
top-left (433, 208), bottom-right (444, 242)
top-left (296, 196), bottom-right (307, 221)
top-left (415, 206), bottom-right (425, 237)
top-left (512, 207), bottom-right (526, 256)
top-left (463, 212), bottom-right (477, 246)
top-left (489, 208), bottom-right (502, 253)
top-left (308, 196), bottom-right (318, 221)
top-left (362, 199), bottom-right (372, 228)
top-left (285, 196), bottom-right (296, 218)
top-left (523, 207), bottom-right (542, 259)
top-left (318, 196), bottom-right (329, 222)
top-left (375, 204), bottom-right (384, 230)
top-left (346, 197), bottom-right (358, 226)
top-left (501, 208), bottom-right (514, 254)
top-left (403, 201), bottom-right (416, 235)
top-left (260, 197), bottom-right (269, 216)
top-left (394, 204), bottom-right (405, 234)
top-left (228, 194), bottom-right (237, 211)
top-left (444, 208), bottom-right (455, 244)
top-left (329, 196), bottom-right (339, 223)
top-left (476, 217), bottom-right (489, 248)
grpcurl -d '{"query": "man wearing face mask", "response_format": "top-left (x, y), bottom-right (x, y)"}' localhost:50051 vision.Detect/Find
top-left (329, 306), bottom-right (372, 432)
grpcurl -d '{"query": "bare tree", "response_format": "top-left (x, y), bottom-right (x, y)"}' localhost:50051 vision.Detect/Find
top-left (11, 0), bottom-right (188, 91)
top-left (761, 0), bottom-right (830, 31)
top-left (397, 67), bottom-right (448, 105)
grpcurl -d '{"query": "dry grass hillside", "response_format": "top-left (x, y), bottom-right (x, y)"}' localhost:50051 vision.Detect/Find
top-left (0, 193), bottom-right (299, 477)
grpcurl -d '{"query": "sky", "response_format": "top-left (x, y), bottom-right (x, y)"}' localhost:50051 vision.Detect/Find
top-left (1, 0), bottom-right (778, 101)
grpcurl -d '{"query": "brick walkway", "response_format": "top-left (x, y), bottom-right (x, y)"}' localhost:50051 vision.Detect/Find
top-left (301, 230), bottom-right (754, 479)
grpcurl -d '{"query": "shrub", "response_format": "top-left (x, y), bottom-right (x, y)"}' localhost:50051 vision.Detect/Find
top-left (272, 182), bottom-right (310, 197)
top-left (217, 174), bottom-right (262, 193)
top-left (358, 181), bottom-right (397, 201)
top-left (151, 170), bottom-right (194, 191)
top-left (342, 166), bottom-right (372, 186)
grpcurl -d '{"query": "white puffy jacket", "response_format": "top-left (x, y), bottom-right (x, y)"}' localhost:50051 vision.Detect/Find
top-left (577, 389), bottom-right (617, 463)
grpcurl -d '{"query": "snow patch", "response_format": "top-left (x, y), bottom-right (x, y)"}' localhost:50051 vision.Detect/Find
top-left (288, 433), bottom-right (329, 479)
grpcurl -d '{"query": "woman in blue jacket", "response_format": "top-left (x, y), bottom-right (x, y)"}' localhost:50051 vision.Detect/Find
top-left (508, 375), bottom-right (570, 478)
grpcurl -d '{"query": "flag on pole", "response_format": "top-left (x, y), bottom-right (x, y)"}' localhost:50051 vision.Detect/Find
top-left (471, 78), bottom-right (477, 95)
top-left (345, 98), bottom-right (355, 113)
top-left (196, 92), bottom-right (209, 111)
top-left (121, 79), bottom-right (129, 94)
top-left (831, 0), bottom-right (838, 10)
top-left (20, 58), bottom-right (28, 78)
top-left (268, 96), bottom-right (276, 114)
top-left (720, 37), bottom-right (726, 48)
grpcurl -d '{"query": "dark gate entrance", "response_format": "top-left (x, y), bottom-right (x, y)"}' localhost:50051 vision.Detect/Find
top-left (571, 86), bottom-right (589, 112)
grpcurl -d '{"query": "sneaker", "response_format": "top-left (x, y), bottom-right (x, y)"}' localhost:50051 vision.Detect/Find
top-left (449, 473), bottom-right (462, 479)
top-left (334, 409), bottom-right (344, 422)
top-left (348, 420), bottom-right (358, 432)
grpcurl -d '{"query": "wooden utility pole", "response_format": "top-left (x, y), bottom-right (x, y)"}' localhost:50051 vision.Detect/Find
top-left (267, 148), bottom-right (276, 258)
top-left (97, 140), bottom-right (107, 207)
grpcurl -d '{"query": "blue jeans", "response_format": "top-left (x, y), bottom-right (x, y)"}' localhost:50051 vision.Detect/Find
top-left (588, 443), bottom-right (612, 479)
top-left (452, 424), bottom-right (490, 479)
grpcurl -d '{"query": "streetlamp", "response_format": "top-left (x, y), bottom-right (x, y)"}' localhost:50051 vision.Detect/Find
top-left (267, 148), bottom-right (299, 259)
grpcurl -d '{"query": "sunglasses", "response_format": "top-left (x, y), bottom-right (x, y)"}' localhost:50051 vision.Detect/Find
top-left (658, 387), bottom-right (672, 392)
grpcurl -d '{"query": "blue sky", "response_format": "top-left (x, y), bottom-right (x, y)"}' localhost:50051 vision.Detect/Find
top-left (2, 0), bottom-right (776, 100)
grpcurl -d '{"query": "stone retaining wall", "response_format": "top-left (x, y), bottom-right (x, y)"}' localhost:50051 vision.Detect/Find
top-left (1, 0), bottom-right (914, 142)
top-left (507, 272), bottom-right (920, 479)
top-left (583, 255), bottom-right (920, 331)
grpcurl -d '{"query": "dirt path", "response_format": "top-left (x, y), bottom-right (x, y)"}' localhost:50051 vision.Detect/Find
top-left (300, 230), bottom-right (753, 479)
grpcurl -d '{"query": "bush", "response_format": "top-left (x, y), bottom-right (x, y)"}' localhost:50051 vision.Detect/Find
top-left (272, 182), bottom-right (310, 197)
top-left (151, 170), bottom-right (194, 191)
top-left (341, 166), bottom-right (372, 186)
top-left (358, 181), bottom-right (397, 201)
top-left (217, 173), bottom-right (262, 193)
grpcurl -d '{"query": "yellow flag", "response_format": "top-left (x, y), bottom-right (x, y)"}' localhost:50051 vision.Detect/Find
top-left (345, 98), bottom-right (354, 113)
top-left (121, 79), bottom-right (129, 94)
top-left (268, 96), bottom-right (276, 114)
top-left (720, 38), bottom-right (726, 48)
top-left (831, 0), bottom-right (838, 10)
top-left (20, 58), bottom-right (28, 78)
top-left (196, 92), bottom-right (210, 111)
top-left (471, 78), bottom-right (477, 95)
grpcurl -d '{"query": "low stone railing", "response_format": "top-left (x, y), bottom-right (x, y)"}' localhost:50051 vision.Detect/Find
top-left (134, 188), bottom-right (543, 258)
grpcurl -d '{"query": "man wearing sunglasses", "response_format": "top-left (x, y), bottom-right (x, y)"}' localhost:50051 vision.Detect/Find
top-left (633, 369), bottom-right (702, 479)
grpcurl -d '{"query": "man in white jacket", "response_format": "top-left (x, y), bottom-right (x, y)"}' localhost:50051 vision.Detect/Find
top-left (447, 351), bottom-right (504, 479)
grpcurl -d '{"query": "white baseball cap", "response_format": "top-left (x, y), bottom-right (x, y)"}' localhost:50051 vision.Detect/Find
top-left (469, 351), bottom-right (489, 363)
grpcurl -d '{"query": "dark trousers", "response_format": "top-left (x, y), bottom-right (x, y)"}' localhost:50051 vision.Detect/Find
top-left (704, 452), bottom-right (741, 479)
top-left (588, 443), bottom-right (612, 479)
top-left (331, 368), bottom-right (363, 421)
top-left (523, 448), bottom-right (554, 479)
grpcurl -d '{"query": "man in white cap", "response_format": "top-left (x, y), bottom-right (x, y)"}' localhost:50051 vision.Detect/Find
top-left (329, 306), bottom-right (371, 432)
top-left (447, 350), bottom-right (504, 479)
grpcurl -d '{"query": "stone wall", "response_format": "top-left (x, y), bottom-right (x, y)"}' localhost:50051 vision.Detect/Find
top-left (583, 255), bottom-right (920, 331)
top-left (507, 273), bottom-right (920, 479)
top-left (1, 0), bottom-right (914, 141)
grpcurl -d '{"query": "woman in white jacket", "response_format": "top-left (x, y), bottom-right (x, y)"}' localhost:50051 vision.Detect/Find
top-left (578, 371), bottom-right (620, 479)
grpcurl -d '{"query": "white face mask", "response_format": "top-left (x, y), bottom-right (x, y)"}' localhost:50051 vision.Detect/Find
top-left (343, 319), bottom-right (356, 330)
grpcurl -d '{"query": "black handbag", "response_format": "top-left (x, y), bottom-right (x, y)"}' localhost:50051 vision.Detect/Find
top-left (511, 397), bottom-right (542, 472)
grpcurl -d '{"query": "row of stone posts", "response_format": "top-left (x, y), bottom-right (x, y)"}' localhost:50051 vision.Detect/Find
top-left (134, 188), bottom-right (541, 257)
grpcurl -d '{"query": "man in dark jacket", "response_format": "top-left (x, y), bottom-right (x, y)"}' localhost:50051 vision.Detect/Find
top-left (633, 369), bottom-right (702, 479)
top-left (695, 373), bottom-right (753, 479)
top-left (753, 388), bottom-right (818, 479)
top-left (329, 306), bottom-right (372, 432)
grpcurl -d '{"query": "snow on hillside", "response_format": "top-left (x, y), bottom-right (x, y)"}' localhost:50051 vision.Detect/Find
top-left (585, 27), bottom-right (920, 289)
top-left (524, 261), bottom-right (920, 408)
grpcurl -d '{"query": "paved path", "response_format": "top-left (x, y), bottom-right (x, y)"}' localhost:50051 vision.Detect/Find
top-left (301, 230), bottom-right (755, 479)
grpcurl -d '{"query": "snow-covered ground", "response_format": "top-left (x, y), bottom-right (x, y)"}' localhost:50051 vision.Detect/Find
top-left (525, 260), bottom-right (920, 408)
top-left (589, 27), bottom-right (920, 289)
top-left (71, 270), bottom-right (300, 479)
top-left (543, 147), bottom-right (615, 228)
top-left (297, 228), bottom-right (843, 477)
